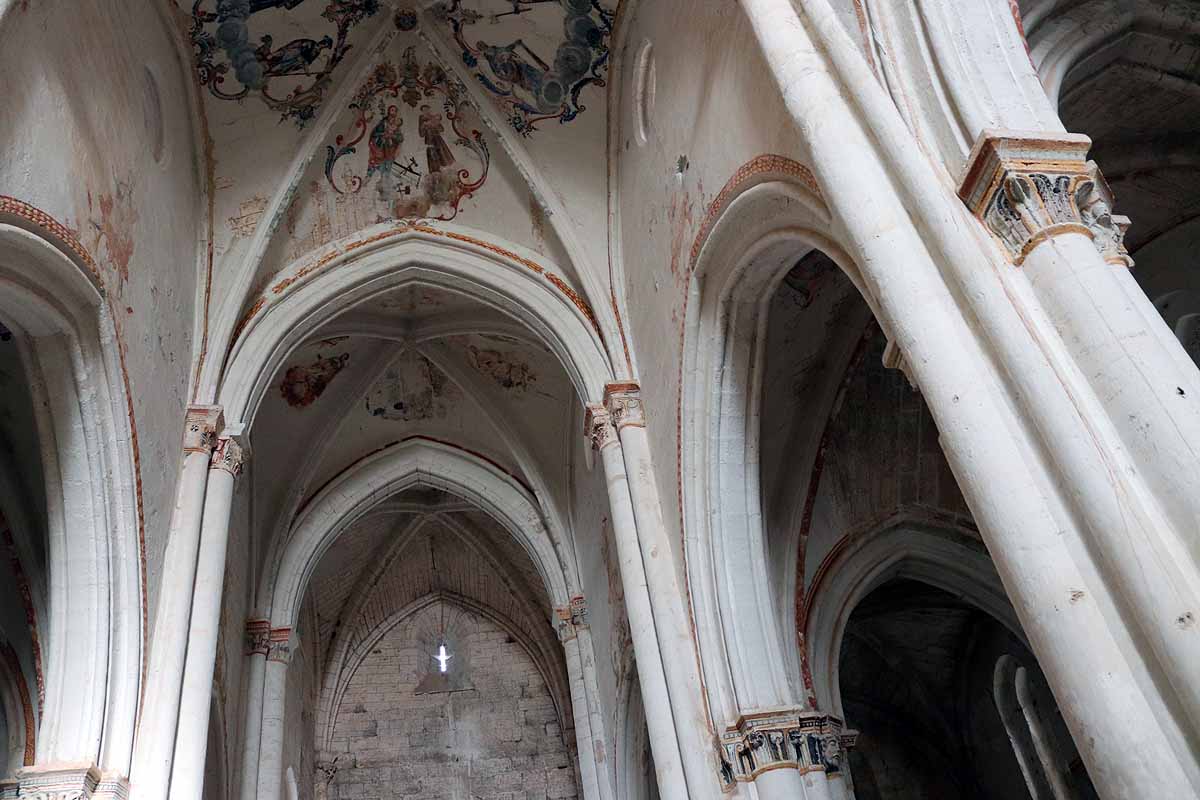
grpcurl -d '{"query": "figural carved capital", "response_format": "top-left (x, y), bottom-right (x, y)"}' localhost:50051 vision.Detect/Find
top-left (584, 404), bottom-right (618, 450)
top-left (716, 710), bottom-right (856, 788)
top-left (183, 405), bottom-right (224, 455)
top-left (959, 130), bottom-right (1132, 267)
top-left (603, 382), bottom-right (645, 430)
top-left (266, 627), bottom-right (293, 663)
top-left (244, 619), bottom-right (271, 656)
top-left (211, 434), bottom-right (249, 477)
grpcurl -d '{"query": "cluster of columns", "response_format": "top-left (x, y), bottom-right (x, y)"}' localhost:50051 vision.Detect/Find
top-left (128, 406), bottom-right (248, 800)
top-left (586, 386), bottom-right (850, 800)
top-left (736, 0), bottom-right (1200, 797)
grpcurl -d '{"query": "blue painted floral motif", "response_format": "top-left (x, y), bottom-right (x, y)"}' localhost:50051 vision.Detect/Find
top-left (431, 0), bottom-right (613, 135)
top-left (189, 0), bottom-right (381, 127)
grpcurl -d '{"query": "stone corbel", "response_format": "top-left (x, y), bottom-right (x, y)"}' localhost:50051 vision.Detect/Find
top-left (602, 382), bottom-right (646, 430)
top-left (959, 130), bottom-right (1132, 267)
top-left (716, 710), bottom-right (849, 786)
top-left (182, 405), bottom-right (224, 455)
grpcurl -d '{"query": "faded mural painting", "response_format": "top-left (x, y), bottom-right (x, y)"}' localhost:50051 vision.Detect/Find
top-left (189, 0), bottom-right (381, 126)
top-left (280, 351), bottom-right (350, 407)
top-left (433, 0), bottom-right (613, 134)
top-left (323, 47), bottom-right (489, 221)
top-left (365, 351), bottom-right (462, 421)
top-left (463, 338), bottom-right (538, 392)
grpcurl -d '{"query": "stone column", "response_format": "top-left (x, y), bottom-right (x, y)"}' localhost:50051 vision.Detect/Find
top-left (601, 385), bottom-right (717, 797)
top-left (558, 600), bottom-right (606, 800)
top-left (256, 628), bottom-right (293, 800)
top-left (169, 431), bottom-right (249, 800)
top-left (585, 405), bottom-right (690, 798)
top-left (739, 0), bottom-right (1200, 794)
top-left (994, 657), bottom-right (1051, 800)
top-left (237, 620), bottom-right (271, 800)
top-left (1015, 666), bottom-right (1074, 800)
top-left (960, 132), bottom-right (1200, 737)
top-left (131, 405), bottom-right (223, 799)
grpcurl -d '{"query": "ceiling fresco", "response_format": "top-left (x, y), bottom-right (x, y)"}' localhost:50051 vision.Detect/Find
top-left (429, 0), bottom-right (613, 134)
top-left (189, 0), bottom-right (383, 126)
top-left (323, 46), bottom-right (489, 222)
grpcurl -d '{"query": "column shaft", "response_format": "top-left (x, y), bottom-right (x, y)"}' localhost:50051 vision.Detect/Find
top-left (562, 630), bottom-right (604, 800)
top-left (130, 406), bottom-right (222, 799)
top-left (601, 390), bottom-right (716, 797)
top-left (168, 434), bottom-right (247, 800)
top-left (236, 640), bottom-right (268, 800)
top-left (256, 632), bottom-right (292, 800)
top-left (586, 406), bottom-right (690, 799)
top-left (738, 0), bottom-right (1200, 794)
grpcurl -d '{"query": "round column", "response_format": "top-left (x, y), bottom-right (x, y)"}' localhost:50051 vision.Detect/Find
top-left (169, 432), bottom-right (248, 800)
top-left (130, 406), bottom-right (223, 799)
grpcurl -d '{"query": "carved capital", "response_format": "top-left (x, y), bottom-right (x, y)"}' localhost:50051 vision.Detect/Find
top-left (959, 130), bottom-right (1131, 267)
top-left (183, 405), bottom-right (224, 455)
top-left (556, 595), bottom-right (589, 641)
top-left (245, 619), bottom-right (271, 656)
top-left (603, 382), bottom-right (645, 430)
top-left (12, 765), bottom-right (126, 799)
top-left (1076, 161), bottom-right (1135, 267)
top-left (717, 710), bottom-right (848, 785)
top-left (584, 404), bottom-right (618, 451)
top-left (211, 434), bottom-right (249, 477)
top-left (267, 627), bottom-right (293, 663)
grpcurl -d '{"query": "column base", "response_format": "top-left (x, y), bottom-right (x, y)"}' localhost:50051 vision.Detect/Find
top-left (13, 764), bottom-right (129, 799)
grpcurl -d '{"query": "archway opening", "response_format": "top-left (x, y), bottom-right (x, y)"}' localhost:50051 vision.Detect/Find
top-left (838, 579), bottom-right (1097, 800)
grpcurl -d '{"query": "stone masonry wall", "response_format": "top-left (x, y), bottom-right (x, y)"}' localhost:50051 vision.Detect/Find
top-left (327, 604), bottom-right (578, 800)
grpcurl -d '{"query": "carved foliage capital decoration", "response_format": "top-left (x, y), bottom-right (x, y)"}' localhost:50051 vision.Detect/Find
top-left (958, 130), bottom-right (1132, 267)
top-left (245, 619), bottom-right (271, 656)
top-left (603, 382), bottom-right (645, 430)
top-left (183, 405), bottom-right (224, 455)
top-left (11, 764), bottom-right (127, 800)
top-left (211, 435), bottom-right (249, 477)
top-left (716, 711), bottom-right (857, 788)
top-left (584, 404), bottom-right (617, 451)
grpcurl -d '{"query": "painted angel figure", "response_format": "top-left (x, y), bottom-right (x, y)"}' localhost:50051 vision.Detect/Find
top-left (367, 105), bottom-right (404, 177)
top-left (419, 105), bottom-right (456, 175)
top-left (255, 34), bottom-right (334, 76)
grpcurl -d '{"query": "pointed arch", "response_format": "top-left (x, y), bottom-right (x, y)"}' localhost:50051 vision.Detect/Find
top-left (680, 166), bottom-right (873, 728)
top-left (264, 437), bottom-right (574, 631)
top-left (217, 225), bottom-right (614, 426)
top-left (0, 216), bottom-right (142, 774)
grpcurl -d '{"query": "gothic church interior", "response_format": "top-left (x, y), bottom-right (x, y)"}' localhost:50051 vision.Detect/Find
top-left (1, 0), bottom-right (1198, 798)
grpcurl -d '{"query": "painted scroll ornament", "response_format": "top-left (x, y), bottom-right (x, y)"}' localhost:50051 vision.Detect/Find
top-left (189, 0), bottom-right (381, 127)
